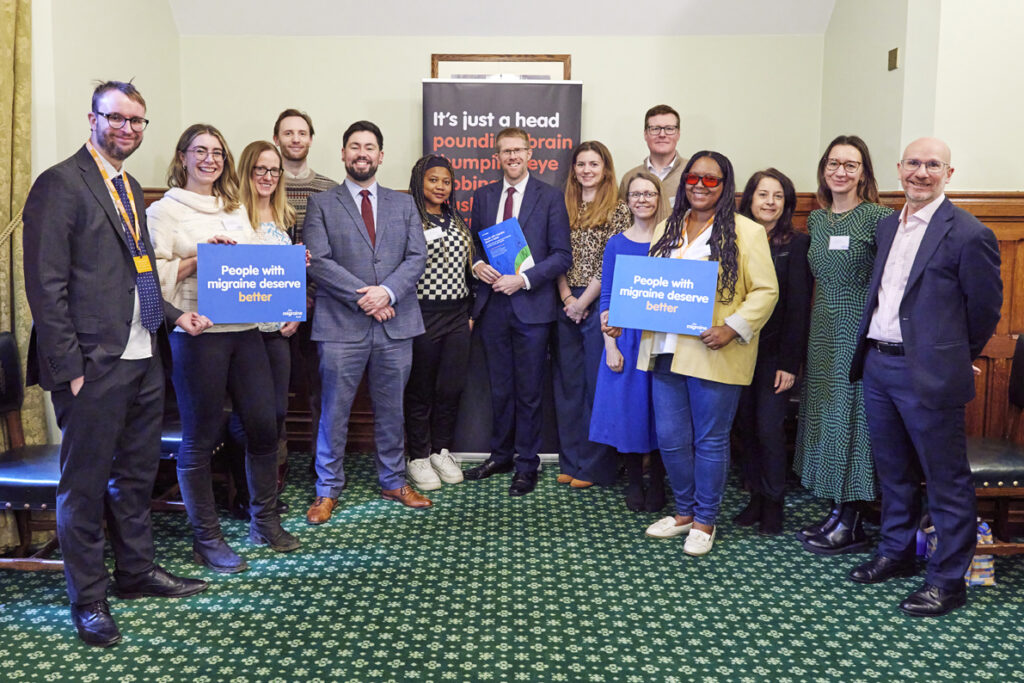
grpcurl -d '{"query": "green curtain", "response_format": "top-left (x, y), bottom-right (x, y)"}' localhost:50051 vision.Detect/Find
top-left (1, 0), bottom-right (46, 448)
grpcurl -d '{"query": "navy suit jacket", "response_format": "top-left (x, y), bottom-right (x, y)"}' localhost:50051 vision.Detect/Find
top-left (850, 198), bottom-right (1002, 409)
top-left (23, 145), bottom-right (182, 391)
top-left (470, 174), bottom-right (572, 324)
top-left (304, 183), bottom-right (426, 342)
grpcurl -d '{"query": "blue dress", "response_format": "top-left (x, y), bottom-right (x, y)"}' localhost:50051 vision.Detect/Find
top-left (589, 233), bottom-right (658, 453)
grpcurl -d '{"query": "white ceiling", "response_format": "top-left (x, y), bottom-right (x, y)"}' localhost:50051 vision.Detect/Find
top-left (168, 0), bottom-right (836, 36)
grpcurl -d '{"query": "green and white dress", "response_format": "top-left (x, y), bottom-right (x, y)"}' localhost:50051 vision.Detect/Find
top-left (794, 201), bottom-right (894, 503)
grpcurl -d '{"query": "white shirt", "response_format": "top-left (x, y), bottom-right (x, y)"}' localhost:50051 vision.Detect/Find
top-left (343, 178), bottom-right (395, 303)
top-left (645, 154), bottom-right (678, 181)
top-left (867, 194), bottom-right (945, 343)
top-left (93, 150), bottom-right (151, 361)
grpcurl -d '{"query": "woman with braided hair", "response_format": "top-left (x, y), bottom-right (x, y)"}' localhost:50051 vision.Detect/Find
top-left (626, 150), bottom-right (778, 555)
top-left (402, 154), bottom-right (474, 491)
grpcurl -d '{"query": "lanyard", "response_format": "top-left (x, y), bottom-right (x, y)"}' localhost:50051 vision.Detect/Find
top-left (677, 213), bottom-right (713, 259)
top-left (86, 140), bottom-right (142, 250)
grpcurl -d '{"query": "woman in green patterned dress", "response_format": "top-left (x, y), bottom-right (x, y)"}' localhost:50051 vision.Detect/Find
top-left (794, 135), bottom-right (893, 555)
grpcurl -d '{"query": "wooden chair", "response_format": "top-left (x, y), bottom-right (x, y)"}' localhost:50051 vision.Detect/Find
top-left (0, 331), bottom-right (63, 570)
top-left (967, 335), bottom-right (1024, 555)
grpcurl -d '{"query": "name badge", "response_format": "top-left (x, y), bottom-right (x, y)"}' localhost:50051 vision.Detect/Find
top-left (424, 227), bottom-right (444, 243)
top-left (134, 255), bottom-right (153, 273)
top-left (829, 235), bottom-right (850, 250)
top-left (221, 218), bottom-right (247, 232)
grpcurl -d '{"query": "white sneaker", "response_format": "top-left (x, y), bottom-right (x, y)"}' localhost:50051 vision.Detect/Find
top-left (645, 516), bottom-right (693, 538)
top-left (406, 458), bottom-right (442, 491)
top-left (429, 449), bottom-right (464, 484)
top-left (683, 527), bottom-right (717, 556)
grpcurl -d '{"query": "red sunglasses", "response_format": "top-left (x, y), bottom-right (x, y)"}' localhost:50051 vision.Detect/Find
top-left (683, 173), bottom-right (724, 189)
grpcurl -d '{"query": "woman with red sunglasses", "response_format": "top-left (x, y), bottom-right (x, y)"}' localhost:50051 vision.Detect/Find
top-left (624, 151), bottom-right (778, 555)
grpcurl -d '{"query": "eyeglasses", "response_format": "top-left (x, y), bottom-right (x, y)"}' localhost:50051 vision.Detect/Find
top-left (646, 125), bottom-right (679, 135)
top-left (683, 173), bottom-right (723, 189)
top-left (253, 166), bottom-right (282, 178)
top-left (825, 159), bottom-right (862, 173)
top-left (499, 147), bottom-right (529, 158)
top-left (900, 158), bottom-right (949, 174)
top-left (627, 191), bottom-right (659, 200)
top-left (187, 147), bottom-right (225, 161)
top-left (95, 111), bottom-right (149, 132)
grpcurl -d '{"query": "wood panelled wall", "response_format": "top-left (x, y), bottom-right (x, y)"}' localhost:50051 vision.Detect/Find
top-left (142, 189), bottom-right (1024, 446)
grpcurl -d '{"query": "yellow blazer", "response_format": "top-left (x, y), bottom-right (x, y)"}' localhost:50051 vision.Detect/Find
top-left (636, 213), bottom-right (779, 385)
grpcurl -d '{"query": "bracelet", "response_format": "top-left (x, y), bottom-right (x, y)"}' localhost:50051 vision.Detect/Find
top-left (561, 294), bottom-right (572, 303)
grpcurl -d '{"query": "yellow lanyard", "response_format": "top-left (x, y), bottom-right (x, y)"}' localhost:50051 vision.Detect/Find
top-left (86, 141), bottom-right (142, 251)
top-left (677, 213), bottom-right (713, 259)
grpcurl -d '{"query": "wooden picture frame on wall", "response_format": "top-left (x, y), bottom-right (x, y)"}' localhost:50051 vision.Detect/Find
top-left (431, 54), bottom-right (572, 80)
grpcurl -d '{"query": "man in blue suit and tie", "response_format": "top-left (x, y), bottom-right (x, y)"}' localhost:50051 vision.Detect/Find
top-left (848, 137), bottom-right (1002, 616)
top-left (303, 120), bottom-right (430, 523)
top-left (464, 127), bottom-right (572, 496)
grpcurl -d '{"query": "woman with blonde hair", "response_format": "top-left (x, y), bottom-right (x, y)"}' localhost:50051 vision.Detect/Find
top-left (149, 125), bottom-right (299, 574)
top-left (554, 141), bottom-right (632, 489)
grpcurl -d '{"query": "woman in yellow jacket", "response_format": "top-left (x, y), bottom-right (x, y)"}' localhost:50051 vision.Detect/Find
top-left (629, 150), bottom-right (778, 556)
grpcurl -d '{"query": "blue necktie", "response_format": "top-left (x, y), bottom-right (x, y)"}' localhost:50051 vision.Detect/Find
top-left (111, 175), bottom-right (163, 333)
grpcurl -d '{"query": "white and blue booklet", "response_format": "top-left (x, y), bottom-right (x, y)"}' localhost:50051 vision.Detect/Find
top-left (478, 218), bottom-right (535, 276)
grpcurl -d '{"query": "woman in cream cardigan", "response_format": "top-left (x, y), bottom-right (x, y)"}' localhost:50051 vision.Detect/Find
top-left (621, 150), bottom-right (778, 556)
top-left (148, 124), bottom-right (299, 574)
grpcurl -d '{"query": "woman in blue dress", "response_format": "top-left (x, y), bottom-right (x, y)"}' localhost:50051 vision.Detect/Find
top-left (590, 170), bottom-right (669, 511)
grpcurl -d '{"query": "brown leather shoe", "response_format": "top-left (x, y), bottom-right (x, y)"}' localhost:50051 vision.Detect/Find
top-left (306, 496), bottom-right (337, 525)
top-left (381, 485), bottom-right (433, 508)
top-left (556, 474), bottom-right (573, 485)
top-left (570, 479), bottom-right (594, 488)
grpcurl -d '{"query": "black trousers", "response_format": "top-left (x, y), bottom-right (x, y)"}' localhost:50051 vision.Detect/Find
top-left (404, 305), bottom-right (471, 459)
top-left (51, 354), bottom-right (164, 605)
top-left (733, 352), bottom-right (791, 501)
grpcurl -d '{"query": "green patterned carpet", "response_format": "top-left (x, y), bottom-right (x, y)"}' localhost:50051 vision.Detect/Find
top-left (1, 454), bottom-right (1022, 682)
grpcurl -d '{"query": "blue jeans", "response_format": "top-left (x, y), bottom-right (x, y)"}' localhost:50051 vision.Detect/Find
top-left (651, 355), bottom-right (742, 527)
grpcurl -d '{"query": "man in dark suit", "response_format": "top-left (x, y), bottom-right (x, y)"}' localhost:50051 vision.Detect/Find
top-left (303, 120), bottom-right (429, 524)
top-left (464, 127), bottom-right (572, 496)
top-left (848, 137), bottom-right (1002, 617)
top-left (22, 81), bottom-right (211, 647)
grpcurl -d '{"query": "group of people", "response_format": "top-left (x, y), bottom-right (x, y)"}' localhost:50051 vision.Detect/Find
top-left (21, 81), bottom-right (1002, 647)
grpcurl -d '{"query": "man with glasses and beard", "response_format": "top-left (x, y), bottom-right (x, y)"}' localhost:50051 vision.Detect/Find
top-left (273, 109), bottom-right (337, 459)
top-left (23, 80), bottom-right (210, 647)
top-left (302, 120), bottom-right (429, 524)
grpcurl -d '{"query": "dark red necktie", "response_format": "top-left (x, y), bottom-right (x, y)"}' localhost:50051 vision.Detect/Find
top-left (360, 189), bottom-right (376, 246)
top-left (503, 187), bottom-right (515, 221)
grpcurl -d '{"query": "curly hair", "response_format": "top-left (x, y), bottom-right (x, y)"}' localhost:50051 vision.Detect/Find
top-left (408, 154), bottom-right (473, 267)
top-left (738, 168), bottom-right (797, 247)
top-left (166, 123), bottom-right (240, 212)
top-left (652, 151), bottom-right (739, 304)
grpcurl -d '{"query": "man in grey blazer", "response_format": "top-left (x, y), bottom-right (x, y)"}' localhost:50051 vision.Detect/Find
top-left (303, 120), bottom-right (430, 523)
top-left (23, 80), bottom-right (210, 647)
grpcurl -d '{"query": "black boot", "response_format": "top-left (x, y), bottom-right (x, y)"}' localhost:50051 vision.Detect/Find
top-left (759, 496), bottom-right (784, 535)
top-left (733, 492), bottom-right (763, 527)
top-left (793, 503), bottom-right (840, 542)
top-left (178, 465), bottom-right (248, 573)
top-left (624, 454), bottom-right (645, 511)
top-left (645, 452), bottom-right (667, 512)
top-left (802, 502), bottom-right (869, 555)
top-left (246, 450), bottom-right (300, 553)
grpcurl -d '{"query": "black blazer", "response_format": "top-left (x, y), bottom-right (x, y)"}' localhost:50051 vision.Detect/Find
top-left (469, 174), bottom-right (572, 324)
top-left (23, 145), bottom-right (182, 391)
top-left (850, 198), bottom-right (1002, 408)
top-left (757, 231), bottom-right (812, 375)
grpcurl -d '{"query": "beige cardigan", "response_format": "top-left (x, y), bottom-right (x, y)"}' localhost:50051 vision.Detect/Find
top-left (635, 213), bottom-right (779, 385)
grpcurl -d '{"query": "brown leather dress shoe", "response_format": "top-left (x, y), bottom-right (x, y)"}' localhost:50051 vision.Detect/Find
top-left (570, 479), bottom-right (594, 489)
top-left (306, 496), bottom-right (337, 525)
top-left (381, 485), bottom-right (433, 508)
top-left (556, 474), bottom-right (573, 485)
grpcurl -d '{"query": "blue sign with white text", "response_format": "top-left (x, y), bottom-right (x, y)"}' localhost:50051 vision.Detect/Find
top-left (197, 244), bottom-right (306, 324)
top-left (608, 255), bottom-right (718, 335)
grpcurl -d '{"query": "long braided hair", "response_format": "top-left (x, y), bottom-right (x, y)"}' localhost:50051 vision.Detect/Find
top-left (651, 151), bottom-right (739, 304)
top-left (408, 154), bottom-right (473, 267)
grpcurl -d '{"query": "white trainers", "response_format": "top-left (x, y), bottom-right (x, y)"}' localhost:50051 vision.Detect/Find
top-left (429, 449), bottom-right (464, 484)
top-left (645, 516), bottom-right (693, 538)
top-left (406, 457), bottom-right (442, 491)
top-left (683, 526), bottom-right (717, 556)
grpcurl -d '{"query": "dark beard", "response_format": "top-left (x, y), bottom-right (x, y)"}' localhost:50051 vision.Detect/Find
top-left (346, 161), bottom-right (377, 183)
top-left (98, 129), bottom-right (139, 161)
